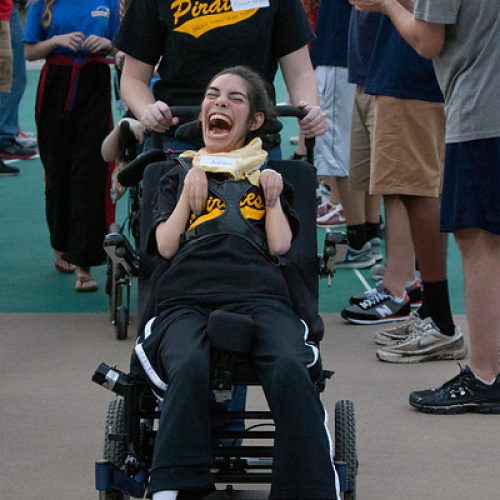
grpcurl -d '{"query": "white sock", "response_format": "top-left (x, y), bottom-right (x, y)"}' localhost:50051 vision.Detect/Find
top-left (472, 371), bottom-right (496, 386)
top-left (152, 491), bottom-right (178, 500)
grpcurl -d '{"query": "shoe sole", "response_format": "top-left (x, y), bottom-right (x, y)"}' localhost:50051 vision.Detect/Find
top-left (0, 154), bottom-right (36, 160)
top-left (0, 172), bottom-right (20, 176)
top-left (317, 222), bottom-right (346, 229)
top-left (336, 258), bottom-right (377, 269)
top-left (377, 346), bottom-right (468, 363)
top-left (410, 401), bottom-right (500, 415)
top-left (341, 313), bottom-right (411, 325)
top-left (374, 335), bottom-right (408, 346)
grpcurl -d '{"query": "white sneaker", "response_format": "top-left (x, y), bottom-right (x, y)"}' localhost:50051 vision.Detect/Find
top-left (16, 130), bottom-right (37, 148)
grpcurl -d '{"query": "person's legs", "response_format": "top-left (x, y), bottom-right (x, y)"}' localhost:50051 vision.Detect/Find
top-left (456, 230), bottom-right (500, 380)
top-left (251, 301), bottom-right (339, 499)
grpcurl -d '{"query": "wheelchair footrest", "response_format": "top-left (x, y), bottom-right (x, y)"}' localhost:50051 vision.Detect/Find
top-left (95, 460), bottom-right (146, 498)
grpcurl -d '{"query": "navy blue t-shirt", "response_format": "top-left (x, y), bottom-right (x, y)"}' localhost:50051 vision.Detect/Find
top-left (347, 10), bottom-right (381, 85)
top-left (364, 15), bottom-right (443, 102)
top-left (310, 0), bottom-right (352, 69)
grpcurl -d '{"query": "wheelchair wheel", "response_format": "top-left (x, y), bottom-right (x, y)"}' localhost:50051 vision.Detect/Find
top-left (115, 305), bottom-right (129, 340)
top-left (335, 400), bottom-right (358, 500)
top-left (103, 399), bottom-right (129, 500)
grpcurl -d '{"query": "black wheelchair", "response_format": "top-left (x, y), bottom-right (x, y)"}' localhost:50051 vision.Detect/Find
top-left (94, 107), bottom-right (357, 499)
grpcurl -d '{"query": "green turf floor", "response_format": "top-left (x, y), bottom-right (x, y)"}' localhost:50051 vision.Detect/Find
top-left (0, 68), bottom-right (466, 314)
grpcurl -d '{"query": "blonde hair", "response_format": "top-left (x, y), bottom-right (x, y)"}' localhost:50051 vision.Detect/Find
top-left (42, 0), bottom-right (56, 29)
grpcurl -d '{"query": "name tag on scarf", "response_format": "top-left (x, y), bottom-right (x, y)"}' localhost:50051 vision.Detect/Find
top-left (199, 155), bottom-right (239, 169)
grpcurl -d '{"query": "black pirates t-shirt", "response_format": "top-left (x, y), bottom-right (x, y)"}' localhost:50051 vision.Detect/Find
top-left (114, 0), bottom-right (311, 105)
top-left (148, 162), bottom-right (299, 310)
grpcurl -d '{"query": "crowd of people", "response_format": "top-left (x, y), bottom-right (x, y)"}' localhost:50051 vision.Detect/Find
top-left (0, 0), bottom-right (499, 496)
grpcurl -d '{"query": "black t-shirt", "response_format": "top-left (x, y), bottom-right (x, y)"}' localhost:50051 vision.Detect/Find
top-left (148, 161), bottom-right (299, 311)
top-left (114, 0), bottom-right (311, 105)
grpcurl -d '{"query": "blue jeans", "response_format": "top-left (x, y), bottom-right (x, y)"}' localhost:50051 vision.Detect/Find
top-left (0, 8), bottom-right (26, 146)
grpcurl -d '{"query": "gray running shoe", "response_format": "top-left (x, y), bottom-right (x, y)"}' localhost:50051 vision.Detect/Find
top-left (374, 312), bottom-right (431, 346)
top-left (377, 322), bottom-right (467, 364)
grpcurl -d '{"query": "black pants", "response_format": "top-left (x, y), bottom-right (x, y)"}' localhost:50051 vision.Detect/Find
top-left (35, 62), bottom-right (112, 266)
top-left (147, 301), bottom-right (338, 499)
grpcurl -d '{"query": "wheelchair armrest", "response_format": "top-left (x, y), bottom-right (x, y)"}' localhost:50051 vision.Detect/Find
top-left (104, 232), bottom-right (140, 276)
top-left (117, 148), bottom-right (167, 187)
top-left (319, 230), bottom-right (348, 281)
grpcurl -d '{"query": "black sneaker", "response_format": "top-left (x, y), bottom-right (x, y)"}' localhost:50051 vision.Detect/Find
top-left (0, 139), bottom-right (36, 159)
top-left (349, 279), bottom-right (422, 308)
top-left (0, 160), bottom-right (20, 176)
top-left (409, 365), bottom-right (500, 414)
top-left (341, 289), bottom-right (411, 325)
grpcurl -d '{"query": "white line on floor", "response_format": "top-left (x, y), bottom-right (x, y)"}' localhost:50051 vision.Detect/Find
top-left (354, 269), bottom-right (372, 291)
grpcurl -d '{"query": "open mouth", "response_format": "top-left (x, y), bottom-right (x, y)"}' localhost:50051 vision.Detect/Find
top-left (208, 114), bottom-right (233, 137)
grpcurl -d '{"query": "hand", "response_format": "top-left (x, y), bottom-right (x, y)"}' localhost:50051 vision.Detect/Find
top-left (82, 35), bottom-right (112, 53)
top-left (183, 167), bottom-right (208, 215)
top-left (51, 32), bottom-right (85, 52)
top-left (260, 169), bottom-right (283, 207)
top-left (140, 101), bottom-right (180, 133)
top-left (349, 0), bottom-right (389, 13)
top-left (297, 101), bottom-right (327, 138)
top-left (115, 50), bottom-right (126, 70)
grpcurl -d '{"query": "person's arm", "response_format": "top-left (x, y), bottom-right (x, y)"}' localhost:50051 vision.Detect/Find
top-left (349, 0), bottom-right (445, 59)
top-left (260, 170), bottom-right (292, 256)
top-left (120, 54), bottom-right (178, 132)
top-left (279, 46), bottom-right (327, 138)
top-left (101, 118), bottom-right (145, 162)
top-left (24, 31), bottom-right (85, 61)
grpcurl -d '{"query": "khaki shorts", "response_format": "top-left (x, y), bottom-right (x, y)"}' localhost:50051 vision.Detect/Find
top-left (349, 85), bottom-right (375, 191)
top-left (0, 19), bottom-right (12, 93)
top-left (370, 95), bottom-right (445, 197)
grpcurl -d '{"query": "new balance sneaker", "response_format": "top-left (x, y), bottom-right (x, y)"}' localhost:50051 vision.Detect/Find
top-left (376, 322), bottom-right (467, 364)
top-left (373, 312), bottom-right (431, 346)
top-left (15, 130), bottom-right (37, 148)
top-left (0, 160), bottom-right (20, 176)
top-left (317, 200), bottom-right (334, 218)
top-left (0, 139), bottom-right (36, 159)
top-left (409, 365), bottom-right (500, 414)
top-left (349, 279), bottom-right (422, 308)
top-left (341, 289), bottom-right (411, 325)
top-left (316, 204), bottom-right (346, 227)
top-left (369, 237), bottom-right (383, 262)
top-left (335, 241), bottom-right (376, 269)
top-left (316, 180), bottom-right (331, 208)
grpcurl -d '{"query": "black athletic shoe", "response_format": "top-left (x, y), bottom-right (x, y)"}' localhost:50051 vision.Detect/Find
top-left (0, 139), bottom-right (36, 159)
top-left (409, 365), bottom-right (500, 414)
top-left (0, 160), bottom-right (20, 176)
top-left (349, 279), bottom-right (422, 308)
top-left (341, 289), bottom-right (411, 325)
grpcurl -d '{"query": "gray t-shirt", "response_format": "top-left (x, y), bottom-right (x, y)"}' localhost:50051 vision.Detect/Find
top-left (414, 0), bottom-right (500, 143)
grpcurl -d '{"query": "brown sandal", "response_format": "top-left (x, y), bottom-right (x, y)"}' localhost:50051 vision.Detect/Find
top-left (54, 253), bottom-right (76, 274)
top-left (75, 274), bottom-right (98, 292)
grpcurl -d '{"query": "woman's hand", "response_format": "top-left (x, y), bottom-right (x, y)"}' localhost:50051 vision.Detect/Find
top-left (83, 35), bottom-right (112, 53)
top-left (139, 101), bottom-right (179, 133)
top-left (51, 32), bottom-right (85, 52)
top-left (183, 167), bottom-right (208, 215)
top-left (298, 101), bottom-right (327, 138)
top-left (260, 169), bottom-right (283, 208)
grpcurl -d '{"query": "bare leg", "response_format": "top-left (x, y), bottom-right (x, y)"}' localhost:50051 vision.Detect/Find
top-left (341, 188), bottom-right (366, 226)
top-left (383, 195), bottom-right (415, 297)
top-left (366, 192), bottom-right (382, 225)
top-left (455, 229), bottom-right (500, 381)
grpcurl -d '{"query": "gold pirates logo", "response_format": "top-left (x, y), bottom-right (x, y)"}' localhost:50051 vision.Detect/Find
top-left (171, 0), bottom-right (259, 38)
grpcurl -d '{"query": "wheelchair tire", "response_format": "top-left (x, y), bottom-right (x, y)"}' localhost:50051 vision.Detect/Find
top-left (115, 305), bottom-right (129, 340)
top-left (103, 399), bottom-right (129, 500)
top-left (335, 399), bottom-right (358, 500)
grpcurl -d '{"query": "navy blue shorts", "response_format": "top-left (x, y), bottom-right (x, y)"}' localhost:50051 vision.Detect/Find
top-left (440, 137), bottom-right (500, 235)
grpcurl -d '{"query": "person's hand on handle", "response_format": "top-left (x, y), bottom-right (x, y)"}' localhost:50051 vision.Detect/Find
top-left (140, 101), bottom-right (180, 133)
top-left (297, 101), bottom-right (327, 138)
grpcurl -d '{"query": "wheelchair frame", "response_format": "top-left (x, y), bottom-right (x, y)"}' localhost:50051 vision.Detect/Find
top-left (95, 106), bottom-right (357, 498)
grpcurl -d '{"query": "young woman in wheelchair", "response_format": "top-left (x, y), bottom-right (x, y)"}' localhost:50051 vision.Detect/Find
top-left (136, 66), bottom-right (339, 500)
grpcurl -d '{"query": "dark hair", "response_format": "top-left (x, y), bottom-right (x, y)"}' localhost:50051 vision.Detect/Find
top-left (207, 66), bottom-right (277, 143)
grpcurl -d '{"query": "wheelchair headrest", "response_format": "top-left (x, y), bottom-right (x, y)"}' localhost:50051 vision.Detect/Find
top-left (175, 116), bottom-right (283, 150)
top-left (207, 310), bottom-right (255, 354)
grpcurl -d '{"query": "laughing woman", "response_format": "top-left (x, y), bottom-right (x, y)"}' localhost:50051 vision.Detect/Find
top-left (134, 66), bottom-right (340, 500)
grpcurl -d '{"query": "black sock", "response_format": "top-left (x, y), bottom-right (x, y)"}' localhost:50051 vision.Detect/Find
top-left (365, 222), bottom-right (381, 241)
top-left (347, 224), bottom-right (368, 250)
top-left (422, 280), bottom-right (455, 336)
top-left (416, 303), bottom-right (428, 319)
